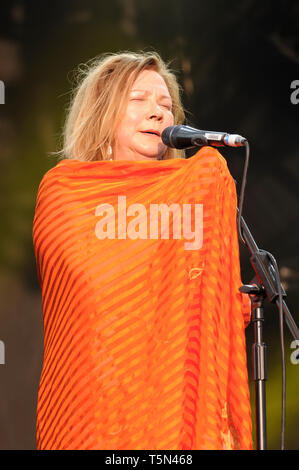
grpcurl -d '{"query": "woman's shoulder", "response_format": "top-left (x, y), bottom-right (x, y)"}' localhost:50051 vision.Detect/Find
top-left (45, 158), bottom-right (80, 175)
top-left (187, 146), bottom-right (232, 183)
top-left (34, 159), bottom-right (75, 203)
top-left (38, 158), bottom-right (80, 185)
top-left (190, 146), bottom-right (228, 168)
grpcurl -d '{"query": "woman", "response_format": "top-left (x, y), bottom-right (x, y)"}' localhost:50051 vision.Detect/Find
top-left (33, 51), bottom-right (253, 450)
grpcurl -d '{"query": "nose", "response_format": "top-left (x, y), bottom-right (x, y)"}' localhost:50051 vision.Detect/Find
top-left (146, 99), bottom-right (163, 121)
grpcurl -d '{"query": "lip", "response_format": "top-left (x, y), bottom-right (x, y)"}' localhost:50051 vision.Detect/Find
top-left (140, 129), bottom-right (161, 137)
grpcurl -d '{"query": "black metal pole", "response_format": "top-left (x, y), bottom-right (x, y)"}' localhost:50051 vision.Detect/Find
top-left (241, 282), bottom-right (268, 450)
top-left (252, 298), bottom-right (267, 450)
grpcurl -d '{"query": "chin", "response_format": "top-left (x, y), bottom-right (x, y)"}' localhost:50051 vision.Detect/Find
top-left (134, 149), bottom-right (160, 160)
top-left (137, 154), bottom-right (160, 161)
top-left (135, 147), bottom-right (165, 161)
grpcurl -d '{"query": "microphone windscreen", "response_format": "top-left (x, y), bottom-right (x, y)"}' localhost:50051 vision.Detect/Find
top-left (161, 126), bottom-right (176, 147)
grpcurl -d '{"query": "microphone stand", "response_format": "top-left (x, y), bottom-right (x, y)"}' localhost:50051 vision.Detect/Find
top-left (237, 210), bottom-right (299, 450)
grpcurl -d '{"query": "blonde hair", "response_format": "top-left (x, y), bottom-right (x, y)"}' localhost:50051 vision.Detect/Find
top-left (53, 51), bottom-right (185, 161)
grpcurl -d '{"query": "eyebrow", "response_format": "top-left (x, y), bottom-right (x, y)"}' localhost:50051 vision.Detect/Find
top-left (130, 89), bottom-right (172, 101)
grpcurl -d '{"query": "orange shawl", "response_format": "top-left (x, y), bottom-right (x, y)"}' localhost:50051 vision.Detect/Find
top-left (32, 147), bottom-right (253, 450)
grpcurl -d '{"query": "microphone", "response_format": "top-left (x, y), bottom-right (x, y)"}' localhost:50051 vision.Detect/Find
top-left (161, 125), bottom-right (247, 149)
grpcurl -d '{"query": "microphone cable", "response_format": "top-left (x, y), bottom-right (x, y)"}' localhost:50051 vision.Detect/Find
top-left (237, 141), bottom-right (286, 450)
top-left (237, 140), bottom-right (250, 247)
top-left (267, 251), bottom-right (286, 450)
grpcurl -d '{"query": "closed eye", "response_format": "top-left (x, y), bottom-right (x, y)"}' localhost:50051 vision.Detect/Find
top-left (161, 104), bottom-right (172, 110)
top-left (130, 97), bottom-right (172, 111)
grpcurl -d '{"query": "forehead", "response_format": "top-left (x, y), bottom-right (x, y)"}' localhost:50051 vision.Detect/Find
top-left (131, 69), bottom-right (171, 95)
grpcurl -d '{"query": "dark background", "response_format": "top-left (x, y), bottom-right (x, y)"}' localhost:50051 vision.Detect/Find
top-left (0, 0), bottom-right (298, 450)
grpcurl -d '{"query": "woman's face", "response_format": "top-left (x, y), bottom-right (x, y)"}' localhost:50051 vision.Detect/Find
top-left (113, 69), bottom-right (174, 161)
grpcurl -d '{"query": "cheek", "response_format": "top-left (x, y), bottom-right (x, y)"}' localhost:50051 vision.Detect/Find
top-left (127, 106), bottom-right (145, 128)
top-left (115, 114), bottom-right (136, 145)
top-left (167, 112), bottom-right (174, 127)
top-left (118, 108), bottom-right (143, 137)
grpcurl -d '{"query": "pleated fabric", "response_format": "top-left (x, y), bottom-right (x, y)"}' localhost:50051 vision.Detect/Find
top-left (32, 147), bottom-right (253, 450)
